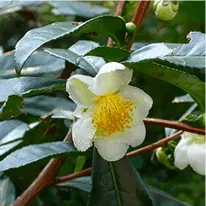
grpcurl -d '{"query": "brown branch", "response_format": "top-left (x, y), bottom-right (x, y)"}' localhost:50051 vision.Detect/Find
top-left (55, 168), bottom-right (92, 186)
top-left (127, 130), bottom-right (183, 158)
top-left (12, 129), bottom-right (72, 206)
top-left (127, 1), bottom-right (151, 49)
top-left (144, 118), bottom-right (205, 135)
top-left (55, 131), bottom-right (183, 185)
top-left (107, 0), bottom-right (126, 47)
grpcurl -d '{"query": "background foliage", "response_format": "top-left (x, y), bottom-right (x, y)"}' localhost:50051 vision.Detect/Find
top-left (0, 1), bottom-right (205, 206)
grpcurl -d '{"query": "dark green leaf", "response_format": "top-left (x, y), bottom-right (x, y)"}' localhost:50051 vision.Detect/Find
top-left (0, 142), bottom-right (79, 171)
top-left (88, 149), bottom-right (153, 206)
top-left (150, 187), bottom-right (191, 206)
top-left (0, 95), bottom-right (23, 120)
top-left (0, 77), bottom-right (65, 103)
top-left (23, 95), bottom-right (76, 118)
top-left (122, 62), bottom-right (205, 111)
top-left (0, 175), bottom-right (16, 205)
top-left (58, 176), bottom-right (92, 193)
top-left (0, 51), bottom-right (65, 78)
top-left (50, 1), bottom-right (110, 18)
top-left (15, 15), bottom-right (126, 72)
top-left (128, 61), bottom-right (204, 111)
top-left (45, 49), bottom-right (98, 75)
top-left (45, 41), bottom-right (105, 75)
top-left (68, 40), bottom-right (100, 55)
top-left (85, 46), bottom-right (130, 62)
top-left (61, 177), bottom-right (191, 206)
top-left (0, 120), bottom-right (28, 146)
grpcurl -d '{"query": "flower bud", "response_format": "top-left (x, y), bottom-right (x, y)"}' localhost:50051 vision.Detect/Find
top-left (156, 147), bottom-right (176, 170)
top-left (126, 22), bottom-right (137, 36)
top-left (153, 0), bottom-right (179, 21)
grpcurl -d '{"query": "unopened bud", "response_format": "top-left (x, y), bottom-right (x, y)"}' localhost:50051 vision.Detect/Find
top-left (153, 0), bottom-right (179, 21)
top-left (126, 22), bottom-right (137, 36)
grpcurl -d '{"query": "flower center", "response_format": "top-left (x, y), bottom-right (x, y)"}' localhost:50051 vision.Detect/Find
top-left (92, 94), bottom-right (135, 136)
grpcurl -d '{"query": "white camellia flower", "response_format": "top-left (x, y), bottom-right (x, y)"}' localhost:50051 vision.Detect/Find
top-left (66, 62), bottom-right (153, 161)
top-left (174, 132), bottom-right (205, 175)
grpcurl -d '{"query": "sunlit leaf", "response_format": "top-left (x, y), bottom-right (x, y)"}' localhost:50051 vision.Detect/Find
top-left (15, 15), bottom-right (126, 73)
top-left (0, 142), bottom-right (79, 171)
top-left (0, 77), bottom-right (65, 103)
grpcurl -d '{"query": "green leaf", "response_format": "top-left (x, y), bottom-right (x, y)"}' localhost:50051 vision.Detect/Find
top-left (64, 177), bottom-right (191, 206)
top-left (0, 116), bottom-right (52, 158)
top-left (57, 176), bottom-right (92, 193)
top-left (0, 51), bottom-right (65, 78)
top-left (88, 149), bottom-right (153, 206)
top-left (0, 120), bottom-right (28, 147)
top-left (15, 15), bottom-right (126, 72)
top-left (0, 77), bottom-right (65, 103)
top-left (123, 42), bottom-right (205, 111)
top-left (0, 142), bottom-right (79, 171)
top-left (45, 49), bottom-right (98, 75)
top-left (0, 95), bottom-right (23, 120)
top-left (50, 1), bottom-right (110, 18)
top-left (122, 61), bottom-right (205, 111)
top-left (85, 46), bottom-right (130, 62)
top-left (68, 40), bottom-right (100, 55)
top-left (45, 40), bottom-right (105, 75)
top-left (172, 94), bottom-right (194, 103)
top-left (158, 32), bottom-right (205, 71)
top-left (150, 187), bottom-right (192, 206)
top-left (23, 95), bottom-right (75, 118)
top-left (0, 175), bottom-right (16, 205)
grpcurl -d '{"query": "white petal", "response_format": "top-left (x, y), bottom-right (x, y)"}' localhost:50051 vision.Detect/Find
top-left (89, 62), bottom-right (133, 96)
top-left (73, 105), bottom-right (85, 118)
top-left (72, 116), bottom-right (96, 151)
top-left (110, 121), bottom-right (146, 147)
top-left (174, 138), bottom-right (190, 170)
top-left (94, 138), bottom-right (129, 161)
top-left (188, 143), bottom-right (205, 175)
top-left (66, 75), bottom-right (96, 106)
top-left (119, 85), bottom-right (153, 118)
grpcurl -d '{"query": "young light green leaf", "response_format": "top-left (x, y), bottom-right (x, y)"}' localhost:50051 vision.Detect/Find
top-left (0, 142), bottom-right (79, 171)
top-left (85, 46), bottom-right (130, 62)
top-left (15, 15), bottom-right (126, 73)
top-left (88, 149), bottom-right (153, 206)
top-left (0, 175), bottom-right (16, 205)
top-left (0, 77), bottom-right (65, 103)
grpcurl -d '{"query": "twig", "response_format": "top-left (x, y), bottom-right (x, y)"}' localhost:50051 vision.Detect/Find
top-left (55, 168), bottom-right (92, 186)
top-left (55, 131), bottom-right (183, 185)
top-left (127, 130), bottom-right (183, 158)
top-left (107, 0), bottom-right (126, 47)
top-left (12, 129), bottom-right (72, 206)
top-left (144, 118), bottom-right (205, 135)
top-left (127, 1), bottom-right (151, 49)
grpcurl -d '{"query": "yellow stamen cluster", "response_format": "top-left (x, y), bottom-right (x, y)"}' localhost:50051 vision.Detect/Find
top-left (92, 94), bottom-right (135, 136)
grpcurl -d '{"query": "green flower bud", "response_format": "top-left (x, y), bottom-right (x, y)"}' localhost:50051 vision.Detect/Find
top-left (126, 22), bottom-right (137, 36)
top-left (156, 147), bottom-right (176, 170)
top-left (153, 0), bottom-right (179, 21)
